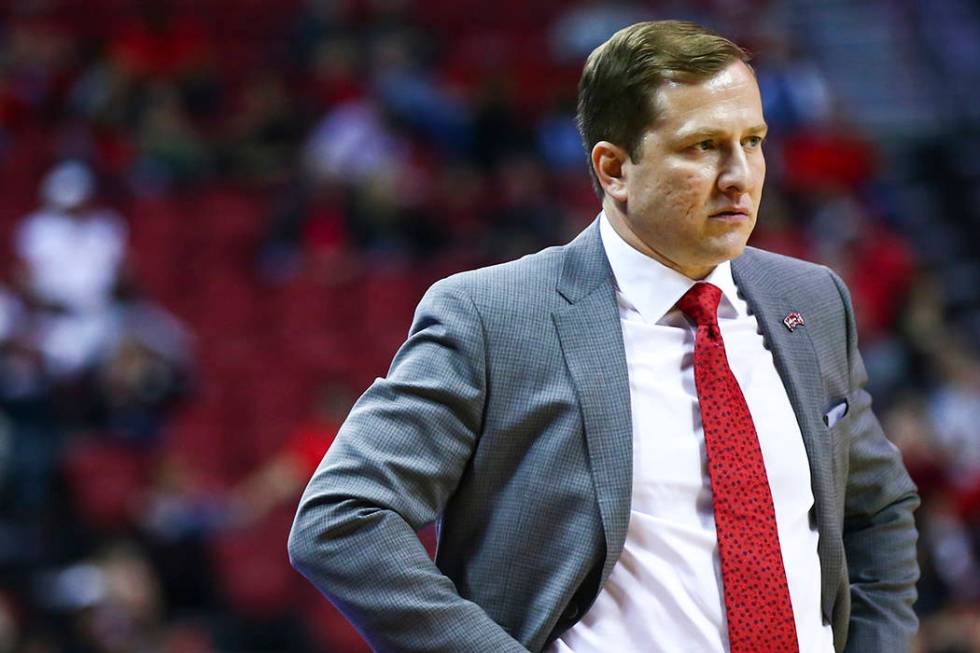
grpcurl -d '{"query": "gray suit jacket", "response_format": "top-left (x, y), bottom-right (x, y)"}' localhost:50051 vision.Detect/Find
top-left (288, 219), bottom-right (919, 653)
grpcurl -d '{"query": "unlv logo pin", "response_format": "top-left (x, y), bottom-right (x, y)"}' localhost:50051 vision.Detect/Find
top-left (783, 311), bottom-right (805, 332)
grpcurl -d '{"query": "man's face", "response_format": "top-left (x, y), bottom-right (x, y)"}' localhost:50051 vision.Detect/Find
top-left (610, 60), bottom-right (767, 279)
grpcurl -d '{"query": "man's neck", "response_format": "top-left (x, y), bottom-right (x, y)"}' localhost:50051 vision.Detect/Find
top-left (601, 204), bottom-right (715, 280)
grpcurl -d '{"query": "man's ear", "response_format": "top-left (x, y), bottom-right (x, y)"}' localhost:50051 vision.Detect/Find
top-left (591, 141), bottom-right (629, 202)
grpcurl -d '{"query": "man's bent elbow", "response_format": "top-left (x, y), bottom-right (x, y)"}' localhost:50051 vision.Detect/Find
top-left (287, 508), bottom-right (320, 579)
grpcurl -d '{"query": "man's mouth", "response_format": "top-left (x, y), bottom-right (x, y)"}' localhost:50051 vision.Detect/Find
top-left (709, 209), bottom-right (750, 219)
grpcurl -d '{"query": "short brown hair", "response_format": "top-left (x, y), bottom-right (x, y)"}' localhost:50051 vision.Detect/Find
top-left (576, 20), bottom-right (751, 197)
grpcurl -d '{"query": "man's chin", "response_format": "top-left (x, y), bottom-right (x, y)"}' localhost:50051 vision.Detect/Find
top-left (703, 239), bottom-right (751, 266)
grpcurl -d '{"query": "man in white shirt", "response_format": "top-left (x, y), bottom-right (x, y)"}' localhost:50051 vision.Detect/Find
top-left (289, 20), bottom-right (919, 653)
top-left (14, 161), bottom-right (128, 377)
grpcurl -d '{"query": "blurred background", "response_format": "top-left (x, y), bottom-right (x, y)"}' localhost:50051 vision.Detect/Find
top-left (0, 0), bottom-right (978, 650)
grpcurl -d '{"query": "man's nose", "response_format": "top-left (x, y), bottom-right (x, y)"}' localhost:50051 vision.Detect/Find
top-left (717, 148), bottom-right (752, 195)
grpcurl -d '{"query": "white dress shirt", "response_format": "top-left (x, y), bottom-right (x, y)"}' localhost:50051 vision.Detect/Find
top-left (547, 214), bottom-right (834, 653)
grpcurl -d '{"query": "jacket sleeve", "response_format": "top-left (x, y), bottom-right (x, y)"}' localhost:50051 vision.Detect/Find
top-left (828, 269), bottom-right (921, 653)
top-left (287, 278), bottom-right (529, 653)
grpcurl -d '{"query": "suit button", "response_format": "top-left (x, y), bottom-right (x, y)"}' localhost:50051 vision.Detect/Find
top-left (562, 603), bottom-right (580, 623)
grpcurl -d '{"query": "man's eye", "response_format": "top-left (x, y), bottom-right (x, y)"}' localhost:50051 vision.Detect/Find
top-left (696, 140), bottom-right (715, 151)
top-left (744, 136), bottom-right (764, 148)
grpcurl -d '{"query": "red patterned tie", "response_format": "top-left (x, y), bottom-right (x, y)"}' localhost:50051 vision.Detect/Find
top-left (677, 282), bottom-right (799, 653)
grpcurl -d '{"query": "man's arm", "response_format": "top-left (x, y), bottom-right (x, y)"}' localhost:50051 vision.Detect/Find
top-left (288, 278), bottom-right (528, 653)
top-left (829, 269), bottom-right (920, 653)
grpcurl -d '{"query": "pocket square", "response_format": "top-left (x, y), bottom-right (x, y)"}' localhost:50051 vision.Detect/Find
top-left (823, 400), bottom-right (849, 427)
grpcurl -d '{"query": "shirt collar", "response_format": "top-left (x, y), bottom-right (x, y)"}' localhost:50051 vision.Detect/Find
top-left (598, 211), bottom-right (744, 324)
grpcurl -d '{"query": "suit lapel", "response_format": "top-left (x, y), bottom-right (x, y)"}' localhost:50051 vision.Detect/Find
top-left (552, 221), bottom-right (633, 588)
top-left (732, 249), bottom-right (840, 617)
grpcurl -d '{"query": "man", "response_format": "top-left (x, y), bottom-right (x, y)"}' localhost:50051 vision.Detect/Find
top-left (14, 160), bottom-right (129, 378)
top-left (288, 20), bottom-right (919, 653)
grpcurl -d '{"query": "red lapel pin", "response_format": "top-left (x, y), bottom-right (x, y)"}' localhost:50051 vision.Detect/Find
top-left (783, 311), bottom-right (805, 332)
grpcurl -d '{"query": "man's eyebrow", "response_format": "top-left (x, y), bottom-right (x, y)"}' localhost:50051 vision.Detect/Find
top-left (675, 124), bottom-right (769, 140)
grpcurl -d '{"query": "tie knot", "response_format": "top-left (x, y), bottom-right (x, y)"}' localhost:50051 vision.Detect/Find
top-left (677, 282), bottom-right (722, 327)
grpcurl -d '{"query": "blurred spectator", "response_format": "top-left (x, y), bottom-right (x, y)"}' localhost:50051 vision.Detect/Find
top-left (487, 153), bottom-right (564, 260)
top-left (927, 342), bottom-right (980, 492)
top-left (469, 79), bottom-right (529, 170)
top-left (303, 98), bottom-right (406, 187)
top-left (229, 382), bottom-right (351, 526)
top-left (1, 14), bottom-right (74, 127)
top-left (220, 73), bottom-right (303, 185)
top-left (0, 290), bottom-right (56, 520)
top-left (130, 82), bottom-right (210, 192)
top-left (917, 606), bottom-right (980, 653)
top-left (91, 303), bottom-right (192, 444)
top-left (536, 95), bottom-right (586, 173)
top-left (107, 4), bottom-right (210, 81)
top-left (35, 541), bottom-right (165, 653)
top-left (752, 30), bottom-right (833, 133)
top-left (548, 0), bottom-right (654, 62)
top-left (12, 161), bottom-right (127, 379)
top-left (302, 37), bottom-right (365, 110)
top-left (370, 27), bottom-right (469, 153)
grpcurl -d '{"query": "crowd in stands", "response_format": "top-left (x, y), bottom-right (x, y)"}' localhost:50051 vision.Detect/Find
top-left (0, 0), bottom-right (977, 650)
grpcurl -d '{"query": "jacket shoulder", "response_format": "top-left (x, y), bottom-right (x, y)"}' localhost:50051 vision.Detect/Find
top-left (431, 244), bottom-right (566, 310)
top-left (740, 246), bottom-right (829, 277)
top-left (739, 246), bottom-right (843, 302)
